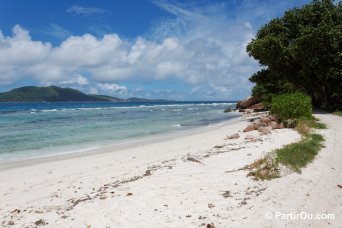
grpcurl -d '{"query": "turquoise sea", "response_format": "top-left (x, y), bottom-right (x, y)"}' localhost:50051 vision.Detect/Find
top-left (0, 101), bottom-right (238, 162)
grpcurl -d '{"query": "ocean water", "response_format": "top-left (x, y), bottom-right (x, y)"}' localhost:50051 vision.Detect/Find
top-left (0, 101), bottom-right (238, 162)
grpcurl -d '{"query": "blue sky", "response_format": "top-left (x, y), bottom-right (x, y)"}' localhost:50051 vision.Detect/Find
top-left (0, 0), bottom-right (310, 100)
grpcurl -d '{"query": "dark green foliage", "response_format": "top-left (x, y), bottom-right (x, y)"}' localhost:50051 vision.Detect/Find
top-left (250, 69), bottom-right (296, 105)
top-left (276, 134), bottom-right (324, 172)
top-left (271, 93), bottom-right (312, 122)
top-left (247, 0), bottom-right (342, 111)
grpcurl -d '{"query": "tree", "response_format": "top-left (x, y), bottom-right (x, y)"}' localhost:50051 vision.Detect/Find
top-left (246, 0), bottom-right (342, 111)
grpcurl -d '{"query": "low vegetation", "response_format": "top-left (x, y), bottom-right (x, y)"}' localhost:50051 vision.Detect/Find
top-left (333, 110), bottom-right (342, 117)
top-left (276, 134), bottom-right (324, 172)
top-left (248, 129), bottom-right (325, 180)
top-left (247, 153), bottom-right (280, 180)
top-left (248, 93), bottom-right (326, 180)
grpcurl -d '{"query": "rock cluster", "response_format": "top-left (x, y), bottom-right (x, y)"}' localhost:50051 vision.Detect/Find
top-left (236, 96), bottom-right (267, 113)
top-left (242, 114), bottom-right (285, 135)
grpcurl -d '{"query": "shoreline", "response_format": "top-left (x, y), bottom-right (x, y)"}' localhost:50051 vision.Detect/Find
top-left (0, 113), bottom-right (340, 227)
top-left (0, 115), bottom-right (242, 171)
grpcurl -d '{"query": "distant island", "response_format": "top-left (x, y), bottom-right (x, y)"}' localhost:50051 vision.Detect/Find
top-left (0, 86), bottom-right (170, 102)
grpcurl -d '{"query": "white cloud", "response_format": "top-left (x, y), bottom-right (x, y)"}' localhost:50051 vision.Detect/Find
top-left (59, 74), bottom-right (89, 86)
top-left (0, 25), bottom-right (51, 66)
top-left (96, 83), bottom-right (128, 95)
top-left (1, 1), bottom-right (308, 98)
top-left (67, 5), bottom-right (107, 16)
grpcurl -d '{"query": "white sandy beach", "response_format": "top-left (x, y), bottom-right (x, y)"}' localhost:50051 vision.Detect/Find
top-left (0, 114), bottom-right (341, 227)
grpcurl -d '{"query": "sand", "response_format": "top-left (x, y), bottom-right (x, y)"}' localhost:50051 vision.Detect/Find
top-left (0, 114), bottom-right (341, 227)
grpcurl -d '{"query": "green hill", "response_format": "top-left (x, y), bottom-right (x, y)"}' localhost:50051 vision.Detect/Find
top-left (0, 86), bottom-right (171, 102)
top-left (0, 86), bottom-right (109, 102)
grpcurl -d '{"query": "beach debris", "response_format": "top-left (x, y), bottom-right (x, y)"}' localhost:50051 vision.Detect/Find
top-left (245, 186), bottom-right (267, 197)
top-left (68, 196), bottom-right (92, 209)
top-left (243, 124), bottom-right (254, 132)
top-left (226, 133), bottom-right (240, 139)
top-left (97, 186), bottom-right (108, 192)
top-left (240, 199), bottom-right (248, 206)
top-left (143, 170), bottom-right (152, 176)
top-left (99, 196), bottom-right (107, 200)
top-left (245, 135), bottom-right (258, 142)
top-left (10, 209), bottom-right (20, 214)
top-left (198, 216), bottom-right (207, 220)
top-left (337, 185), bottom-right (342, 189)
top-left (126, 192), bottom-right (133, 196)
top-left (225, 167), bottom-right (248, 173)
top-left (186, 214), bottom-right (192, 218)
top-left (34, 219), bottom-right (48, 226)
top-left (221, 191), bottom-right (232, 198)
top-left (214, 145), bottom-right (224, 149)
top-left (7, 221), bottom-right (15, 226)
top-left (208, 203), bottom-right (215, 208)
top-left (186, 155), bottom-right (202, 164)
top-left (206, 223), bottom-right (216, 228)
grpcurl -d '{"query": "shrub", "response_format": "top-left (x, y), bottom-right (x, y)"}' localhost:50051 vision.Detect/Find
top-left (270, 93), bottom-right (312, 122)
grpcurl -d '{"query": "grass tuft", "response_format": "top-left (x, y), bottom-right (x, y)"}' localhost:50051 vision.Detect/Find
top-left (333, 110), bottom-right (342, 117)
top-left (276, 134), bottom-right (324, 172)
top-left (248, 118), bottom-right (326, 180)
top-left (313, 122), bottom-right (327, 129)
top-left (247, 154), bottom-right (280, 180)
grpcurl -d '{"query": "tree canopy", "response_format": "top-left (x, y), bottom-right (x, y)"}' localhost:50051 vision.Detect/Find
top-left (246, 0), bottom-right (342, 111)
